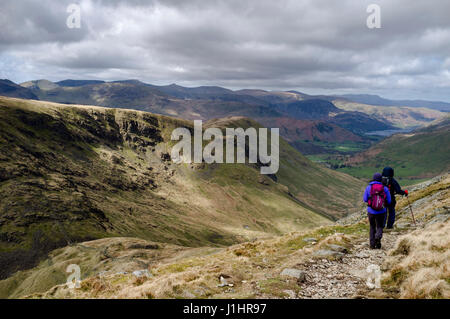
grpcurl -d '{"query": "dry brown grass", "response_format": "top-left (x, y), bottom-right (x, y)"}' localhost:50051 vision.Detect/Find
top-left (15, 174), bottom-right (449, 299)
top-left (22, 223), bottom-right (364, 299)
top-left (383, 220), bottom-right (450, 298)
top-left (396, 175), bottom-right (450, 212)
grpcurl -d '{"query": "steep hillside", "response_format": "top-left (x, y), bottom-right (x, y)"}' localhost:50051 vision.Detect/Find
top-left (262, 117), bottom-right (363, 143)
top-left (341, 116), bottom-right (450, 184)
top-left (204, 117), bottom-right (364, 218)
top-left (257, 117), bottom-right (368, 155)
top-left (329, 111), bottom-right (394, 134)
top-left (0, 96), bottom-right (363, 283)
top-left (8, 174), bottom-right (448, 299)
top-left (272, 99), bottom-right (340, 120)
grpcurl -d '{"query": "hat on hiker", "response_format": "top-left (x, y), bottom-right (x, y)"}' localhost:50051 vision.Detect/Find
top-left (372, 172), bottom-right (382, 182)
top-left (382, 166), bottom-right (394, 177)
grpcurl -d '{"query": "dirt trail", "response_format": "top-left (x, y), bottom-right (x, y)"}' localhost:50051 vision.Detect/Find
top-left (297, 230), bottom-right (403, 298)
top-left (297, 174), bottom-right (449, 299)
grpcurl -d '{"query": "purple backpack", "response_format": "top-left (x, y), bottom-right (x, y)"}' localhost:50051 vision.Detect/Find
top-left (368, 184), bottom-right (386, 211)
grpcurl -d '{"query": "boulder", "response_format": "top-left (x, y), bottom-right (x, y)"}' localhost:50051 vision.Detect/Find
top-left (326, 244), bottom-right (348, 254)
top-left (313, 249), bottom-right (345, 260)
top-left (280, 268), bottom-right (307, 282)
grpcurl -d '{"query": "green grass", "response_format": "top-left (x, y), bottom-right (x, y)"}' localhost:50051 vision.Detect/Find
top-left (306, 154), bottom-right (345, 166)
top-left (336, 166), bottom-right (430, 186)
top-left (337, 166), bottom-right (377, 180)
top-left (309, 141), bottom-right (371, 154)
top-left (339, 124), bottom-right (449, 182)
top-left (382, 267), bottom-right (409, 286)
top-left (282, 222), bottom-right (368, 251)
top-left (258, 277), bottom-right (301, 297)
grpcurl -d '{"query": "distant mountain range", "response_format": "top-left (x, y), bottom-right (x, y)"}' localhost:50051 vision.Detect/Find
top-left (0, 79), bottom-right (447, 155)
top-left (0, 79), bottom-right (38, 100)
top-left (338, 94), bottom-right (450, 112)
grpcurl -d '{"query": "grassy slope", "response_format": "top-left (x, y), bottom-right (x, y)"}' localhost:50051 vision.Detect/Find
top-left (374, 175), bottom-right (450, 299)
top-left (339, 117), bottom-right (450, 184)
top-left (205, 117), bottom-right (364, 219)
top-left (0, 96), bottom-right (363, 285)
top-left (7, 174), bottom-right (447, 299)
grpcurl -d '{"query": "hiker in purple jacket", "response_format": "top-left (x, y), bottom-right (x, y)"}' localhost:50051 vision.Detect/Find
top-left (363, 173), bottom-right (392, 249)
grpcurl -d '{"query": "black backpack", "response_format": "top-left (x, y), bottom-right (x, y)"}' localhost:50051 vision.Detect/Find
top-left (382, 176), bottom-right (391, 188)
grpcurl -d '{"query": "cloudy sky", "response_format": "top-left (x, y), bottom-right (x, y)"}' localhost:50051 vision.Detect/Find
top-left (1, 0), bottom-right (450, 101)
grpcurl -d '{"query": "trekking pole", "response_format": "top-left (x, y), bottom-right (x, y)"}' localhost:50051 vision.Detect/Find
top-left (406, 196), bottom-right (417, 226)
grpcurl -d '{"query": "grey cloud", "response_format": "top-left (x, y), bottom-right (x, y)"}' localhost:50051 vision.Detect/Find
top-left (0, 0), bottom-right (88, 47)
top-left (0, 0), bottom-right (449, 101)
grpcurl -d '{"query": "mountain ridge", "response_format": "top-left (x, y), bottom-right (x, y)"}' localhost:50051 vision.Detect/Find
top-left (339, 94), bottom-right (450, 112)
top-left (0, 79), bottom-right (445, 156)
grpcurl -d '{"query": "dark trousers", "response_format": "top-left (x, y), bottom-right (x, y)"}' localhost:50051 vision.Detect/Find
top-left (384, 205), bottom-right (396, 228)
top-left (368, 212), bottom-right (386, 248)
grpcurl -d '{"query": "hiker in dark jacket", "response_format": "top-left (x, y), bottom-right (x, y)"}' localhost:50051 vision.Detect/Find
top-left (363, 173), bottom-right (391, 249)
top-left (381, 167), bottom-right (408, 229)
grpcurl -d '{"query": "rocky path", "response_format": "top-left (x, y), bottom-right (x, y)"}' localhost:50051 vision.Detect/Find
top-left (297, 231), bottom-right (403, 299)
top-left (292, 175), bottom-right (449, 299)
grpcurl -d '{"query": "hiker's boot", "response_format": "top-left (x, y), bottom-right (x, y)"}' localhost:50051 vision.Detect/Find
top-left (375, 239), bottom-right (382, 249)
